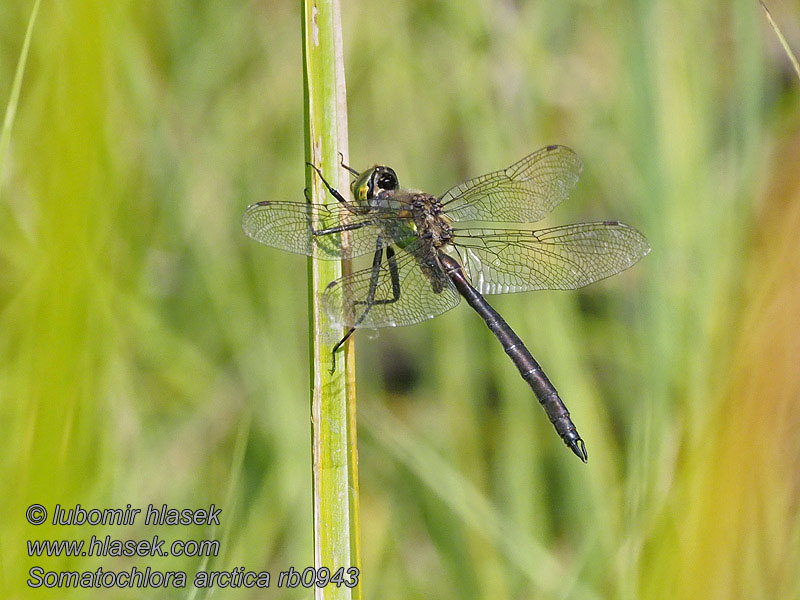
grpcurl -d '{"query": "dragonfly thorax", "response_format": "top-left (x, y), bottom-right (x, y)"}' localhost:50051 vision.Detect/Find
top-left (410, 192), bottom-right (453, 248)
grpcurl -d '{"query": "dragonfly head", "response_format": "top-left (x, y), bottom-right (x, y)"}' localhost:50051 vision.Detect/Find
top-left (351, 166), bottom-right (399, 204)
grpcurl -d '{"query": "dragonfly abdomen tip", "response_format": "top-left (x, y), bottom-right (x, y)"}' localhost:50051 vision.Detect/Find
top-left (568, 438), bottom-right (588, 463)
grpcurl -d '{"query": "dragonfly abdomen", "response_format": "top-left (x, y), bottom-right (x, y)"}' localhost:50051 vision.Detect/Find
top-left (438, 252), bottom-right (588, 462)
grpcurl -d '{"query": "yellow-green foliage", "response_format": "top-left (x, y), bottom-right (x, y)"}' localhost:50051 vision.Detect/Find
top-left (1, 0), bottom-right (798, 598)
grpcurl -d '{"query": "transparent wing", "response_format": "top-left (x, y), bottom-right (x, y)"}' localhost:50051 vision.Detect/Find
top-left (452, 221), bottom-right (650, 294)
top-left (439, 145), bottom-right (583, 223)
top-left (322, 244), bottom-right (461, 329)
top-left (242, 201), bottom-right (388, 259)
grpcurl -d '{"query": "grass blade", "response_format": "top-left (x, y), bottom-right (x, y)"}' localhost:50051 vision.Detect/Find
top-left (761, 1), bottom-right (800, 83)
top-left (0, 0), bottom-right (41, 197)
top-left (302, 0), bottom-right (362, 597)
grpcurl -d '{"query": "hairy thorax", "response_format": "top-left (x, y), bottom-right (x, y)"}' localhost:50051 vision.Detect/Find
top-left (404, 192), bottom-right (454, 294)
top-left (408, 192), bottom-right (454, 248)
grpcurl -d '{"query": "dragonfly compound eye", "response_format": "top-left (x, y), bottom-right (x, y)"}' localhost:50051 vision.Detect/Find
top-left (376, 168), bottom-right (398, 191)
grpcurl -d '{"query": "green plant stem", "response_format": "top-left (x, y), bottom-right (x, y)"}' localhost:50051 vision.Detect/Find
top-left (302, 0), bottom-right (362, 597)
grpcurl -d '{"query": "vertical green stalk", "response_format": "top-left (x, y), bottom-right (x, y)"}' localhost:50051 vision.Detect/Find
top-left (302, 0), bottom-right (362, 598)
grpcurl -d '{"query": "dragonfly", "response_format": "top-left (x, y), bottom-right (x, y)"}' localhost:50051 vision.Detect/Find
top-left (242, 145), bottom-right (650, 462)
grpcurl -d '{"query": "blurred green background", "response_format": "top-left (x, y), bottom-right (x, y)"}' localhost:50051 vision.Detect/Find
top-left (2, 0), bottom-right (800, 598)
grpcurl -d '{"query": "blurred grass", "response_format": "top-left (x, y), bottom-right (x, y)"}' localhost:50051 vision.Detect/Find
top-left (762, 0), bottom-right (800, 82)
top-left (0, 0), bottom-right (38, 196)
top-left (1, 0), bottom-right (799, 598)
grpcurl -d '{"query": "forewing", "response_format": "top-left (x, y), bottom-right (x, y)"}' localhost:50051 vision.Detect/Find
top-left (452, 222), bottom-right (650, 294)
top-left (439, 145), bottom-right (582, 223)
top-left (322, 244), bottom-right (461, 329)
top-left (242, 201), bottom-right (383, 259)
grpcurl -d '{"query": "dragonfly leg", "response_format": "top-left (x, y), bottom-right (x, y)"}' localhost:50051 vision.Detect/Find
top-left (339, 152), bottom-right (360, 177)
top-left (354, 245), bottom-right (400, 306)
top-left (307, 162), bottom-right (348, 205)
top-left (330, 326), bottom-right (356, 374)
top-left (314, 221), bottom-right (370, 237)
top-left (329, 238), bottom-right (387, 374)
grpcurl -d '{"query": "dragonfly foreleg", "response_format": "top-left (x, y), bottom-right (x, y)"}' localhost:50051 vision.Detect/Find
top-left (339, 152), bottom-right (360, 177)
top-left (307, 162), bottom-right (348, 205)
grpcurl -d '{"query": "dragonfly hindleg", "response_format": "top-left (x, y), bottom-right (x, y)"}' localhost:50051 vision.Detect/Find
top-left (354, 246), bottom-right (400, 306)
top-left (330, 241), bottom-right (401, 373)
